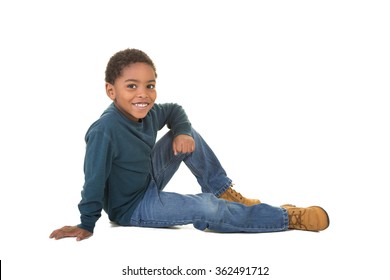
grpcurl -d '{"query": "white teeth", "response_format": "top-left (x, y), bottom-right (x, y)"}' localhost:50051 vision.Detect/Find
top-left (134, 103), bottom-right (148, 108)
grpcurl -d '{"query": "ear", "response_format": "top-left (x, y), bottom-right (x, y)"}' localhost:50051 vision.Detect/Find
top-left (106, 83), bottom-right (116, 101)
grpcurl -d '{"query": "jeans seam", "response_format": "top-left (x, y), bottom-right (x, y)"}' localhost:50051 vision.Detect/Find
top-left (214, 180), bottom-right (232, 197)
top-left (131, 212), bottom-right (288, 231)
top-left (153, 153), bottom-right (186, 187)
top-left (185, 155), bottom-right (232, 196)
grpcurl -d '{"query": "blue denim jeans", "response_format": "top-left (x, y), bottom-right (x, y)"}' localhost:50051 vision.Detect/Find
top-left (129, 128), bottom-right (289, 232)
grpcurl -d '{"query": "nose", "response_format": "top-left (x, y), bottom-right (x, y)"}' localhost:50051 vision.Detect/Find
top-left (137, 88), bottom-right (148, 98)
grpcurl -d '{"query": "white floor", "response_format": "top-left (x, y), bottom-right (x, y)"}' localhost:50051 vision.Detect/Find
top-left (2, 166), bottom-right (388, 279)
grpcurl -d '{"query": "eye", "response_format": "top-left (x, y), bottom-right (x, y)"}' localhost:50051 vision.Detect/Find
top-left (147, 84), bottom-right (156, 89)
top-left (127, 84), bottom-right (137, 89)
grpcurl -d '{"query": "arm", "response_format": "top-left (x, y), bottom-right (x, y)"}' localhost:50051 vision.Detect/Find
top-left (155, 103), bottom-right (195, 155)
top-left (78, 128), bottom-right (114, 232)
top-left (156, 103), bottom-right (192, 137)
top-left (50, 127), bottom-right (114, 241)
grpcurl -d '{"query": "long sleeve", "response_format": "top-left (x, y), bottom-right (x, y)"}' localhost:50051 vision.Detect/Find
top-left (154, 103), bottom-right (192, 137)
top-left (77, 128), bottom-right (114, 233)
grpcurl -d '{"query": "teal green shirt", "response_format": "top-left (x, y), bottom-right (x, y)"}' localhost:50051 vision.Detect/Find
top-left (78, 102), bottom-right (192, 232)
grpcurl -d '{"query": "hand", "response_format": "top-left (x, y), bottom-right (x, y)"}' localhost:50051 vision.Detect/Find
top-left (173, 134), bottom-right (195, 155)
top-left (49, 225), bottom-right (93, 241)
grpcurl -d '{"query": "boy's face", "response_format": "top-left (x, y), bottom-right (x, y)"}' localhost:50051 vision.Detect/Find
top-left (106, 62), bottom-right (157, 122)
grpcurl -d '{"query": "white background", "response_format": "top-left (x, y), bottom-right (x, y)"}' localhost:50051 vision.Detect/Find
top-left (1, 0), bottom-right (389, 279)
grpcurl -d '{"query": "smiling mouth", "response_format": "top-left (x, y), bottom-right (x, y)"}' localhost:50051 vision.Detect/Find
top-left (132, 102), bottom-right (149, 108)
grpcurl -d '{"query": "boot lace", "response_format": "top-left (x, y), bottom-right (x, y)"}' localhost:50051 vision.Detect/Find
top-left (288, 209), bottom-right (307, 230)
top-left (228, 186), bottom-right (244, 201)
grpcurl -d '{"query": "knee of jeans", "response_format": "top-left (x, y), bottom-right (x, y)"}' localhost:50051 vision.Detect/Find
top-left (193, 198), bottom-right (229, 231)
top-left (204, 194), bottom-right (221, 210)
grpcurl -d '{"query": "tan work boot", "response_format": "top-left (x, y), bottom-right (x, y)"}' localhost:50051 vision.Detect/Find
top-left (219, 185), bottom-right (261, 206)
top-left (281, 204), bottom-right (330, 231)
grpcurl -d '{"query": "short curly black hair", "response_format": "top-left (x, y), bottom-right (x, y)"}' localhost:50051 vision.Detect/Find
top-left (105, 48), bottom-right (157, 84)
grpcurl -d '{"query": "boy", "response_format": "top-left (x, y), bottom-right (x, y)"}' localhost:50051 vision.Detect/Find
top-left (50, 49), bottom-right (329, 241)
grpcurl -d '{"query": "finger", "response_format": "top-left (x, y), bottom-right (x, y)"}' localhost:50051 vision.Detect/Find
top-left (185, 139), bottom-right (195, 153)
top-left (183, 143), bottom-right (195, 154)
top-left (173, 143), bottom-right (181, 155)
top-left (184, 144), bottom-right (191, 154)
top-left (49, 229), bottom-right (57, 238)
top-left (50, 230), bottom-right (65, 240)
top-left (76, 231), bottom-right (92, 242)
top-left (50, 229), bottom-right (66, 239)
top-left (50, 226), bottom-right (78, 240)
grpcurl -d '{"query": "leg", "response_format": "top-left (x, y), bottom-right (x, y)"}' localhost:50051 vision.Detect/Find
top-left (129, 182), bottom-right (288, 233)
top-left (150, 128), bottom-right (232, 195)
top-left (151, 128), bottom-right (260, 205)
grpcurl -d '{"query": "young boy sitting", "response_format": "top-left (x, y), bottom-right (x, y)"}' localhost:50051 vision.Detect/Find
top-left (50, 49), bottom-right (329, 241)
